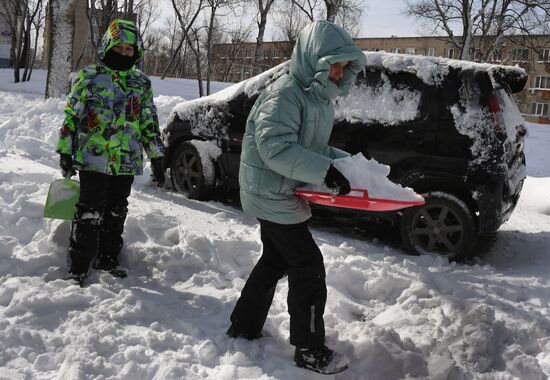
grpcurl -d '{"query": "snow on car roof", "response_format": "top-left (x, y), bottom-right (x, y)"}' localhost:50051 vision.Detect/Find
top-left (166, 51), bottom-right (526, 128)
top-left (363, 51), bottom-right (526, 86)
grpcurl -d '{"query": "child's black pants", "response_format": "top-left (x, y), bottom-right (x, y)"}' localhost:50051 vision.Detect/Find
top-left (68, 171), bottom-right (134, 273)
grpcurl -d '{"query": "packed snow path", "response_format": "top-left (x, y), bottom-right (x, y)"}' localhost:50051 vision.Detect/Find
top-left (0, 70), bottom-right (549, 380)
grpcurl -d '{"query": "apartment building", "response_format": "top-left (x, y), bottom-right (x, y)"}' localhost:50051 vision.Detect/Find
top-left (0, 15), bottom-right (10, 68)
top-left (0, 0), bottom-right (14, 68)
top-left (213, 35), bottom-right (550, 124)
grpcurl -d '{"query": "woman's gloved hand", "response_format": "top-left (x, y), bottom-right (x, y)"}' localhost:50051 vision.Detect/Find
top-left (324, 164), bottom-right (351, 195)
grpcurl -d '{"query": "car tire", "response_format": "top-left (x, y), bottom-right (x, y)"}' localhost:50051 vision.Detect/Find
top-left (399, 192), bottom-right (478, 261)
top-left (170, 142), bottom-right (211, 200)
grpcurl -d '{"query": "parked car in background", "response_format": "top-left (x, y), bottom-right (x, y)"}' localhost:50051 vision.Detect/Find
top-left (161, 52), bottom-right (528, 260)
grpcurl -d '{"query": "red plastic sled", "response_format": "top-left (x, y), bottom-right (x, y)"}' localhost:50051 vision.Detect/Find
top-left (295, 189), bottom-right (425, 212)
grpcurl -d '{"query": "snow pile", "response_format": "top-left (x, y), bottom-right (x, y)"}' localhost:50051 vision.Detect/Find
top-left (0, 70), bottom-right (549, 380)
top-left (302, 153), bottom-right (420, 201)
top-left (188, 139), bottom-right (223, 186)
top-left (335, 73), bottom-right (421, 124)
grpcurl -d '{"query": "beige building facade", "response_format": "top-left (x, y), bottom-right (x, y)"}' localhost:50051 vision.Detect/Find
top-left (213, 35), bottom-right (550, 124)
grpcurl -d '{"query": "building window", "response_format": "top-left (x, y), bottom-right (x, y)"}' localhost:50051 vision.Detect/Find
top-left (263, 49), bottom-right (271, 59)
top-left (245, 49), bottom-right (251, 59)
top-left (390, 48), bottom-right (401, 53)
top-left (534, 76), bottom-right (550, 89)
top-left (491, 49), bottom-right (502, 62)
top-left (426, 48), bottom-right (435, 57)
top-left (538, 48), bottom-right (550, 62)
top-left (405, 48), bottom-right (416, 55)
top-left (445, 48), bottom-right (455, 59)
top-left (273, 50), bottom-right (280, 59)
top-left (510, 48), bottom-right (529, 62)
top-left (243, 66), bottom-right (249, 74)
top-left (530, 103), bottom-right (548, 116)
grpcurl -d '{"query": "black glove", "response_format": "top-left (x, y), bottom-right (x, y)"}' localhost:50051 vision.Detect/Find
top-left (59, 153), bottom-right (75, 177)
top-left (151, 157), bottom-right (165, 187)
top-left (325, 164), bottom-right (351, 195)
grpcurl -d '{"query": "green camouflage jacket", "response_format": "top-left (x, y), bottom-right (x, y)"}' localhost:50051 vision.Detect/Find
top-left (56, 19), bottom-right (164, 176)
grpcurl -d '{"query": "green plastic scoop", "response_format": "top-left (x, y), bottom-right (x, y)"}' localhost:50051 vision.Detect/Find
top-left (43, 177), bottom-right (80, 220)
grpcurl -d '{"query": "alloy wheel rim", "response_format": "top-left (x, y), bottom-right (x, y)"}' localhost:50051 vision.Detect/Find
top-left (176, 150), bottom-right (201, 193)
top-left (410, 203), bottom-right (464, 255)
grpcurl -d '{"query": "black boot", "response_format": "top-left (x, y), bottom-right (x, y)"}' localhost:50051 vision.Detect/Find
top-left (93, 255), bottom-right (127, 278)
top-left (294, 345), bottom-right (349, 375)
top-left (95, 204), bottom-right (128, 278)
top-left (65, 203), bottom-right (103, 286)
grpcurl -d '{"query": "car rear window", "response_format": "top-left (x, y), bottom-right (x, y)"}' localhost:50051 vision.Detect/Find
top-left (495, 87), bottom-right (524, 140)
top-left (334, 69), bottom-right (425, 125)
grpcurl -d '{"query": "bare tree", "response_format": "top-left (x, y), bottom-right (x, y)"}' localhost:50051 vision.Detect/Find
top-left (251, 0), bottom-right (276, 76)
top-left (204, 0), bottom-right (231, 94)
top-left (22, 0), bottom-right (45, 82)
top-left (405, 0), bottom-right (550, 61)
top-left (273, 0), bottom-right (308, 57)
top-left (170, 0), bottom-right (207, 95)
top-left (333, 0), bottom-right (362, 36)
top-left (290, 0), bottom-right (364, 33)
top-left (1, 0), bottom-right (45, 82)
top-left (290, 0), bottom-right (320, 21)
top-left (45, 0), bottom-right (78, 98)
top-left (213, 24), bottom-right (252, 82)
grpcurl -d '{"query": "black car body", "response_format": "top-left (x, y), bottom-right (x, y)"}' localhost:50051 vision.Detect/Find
top-left (162, 52), bottom-right (527, 259)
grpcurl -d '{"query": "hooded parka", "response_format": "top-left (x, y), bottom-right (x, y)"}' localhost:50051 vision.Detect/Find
top-left (239, 21), bottom-right (367, 224)
top-left (56, 19), bottom-right (164, 176)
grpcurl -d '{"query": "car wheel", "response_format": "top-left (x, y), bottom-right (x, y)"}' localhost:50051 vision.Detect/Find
top-left (170, 142), bottom-right (211, 200)
top-left (399, 192), bottom-right (477, 261)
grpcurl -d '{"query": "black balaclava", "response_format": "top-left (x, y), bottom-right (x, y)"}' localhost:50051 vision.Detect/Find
top-left (102, 48), bottom-right (138, 71)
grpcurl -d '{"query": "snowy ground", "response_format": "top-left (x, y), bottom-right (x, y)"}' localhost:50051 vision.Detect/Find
top-left (0, 69), bottom-right (549, 380)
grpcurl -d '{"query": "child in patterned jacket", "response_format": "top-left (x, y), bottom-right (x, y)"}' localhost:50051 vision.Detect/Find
top-left (56, 19), bottom-right (165, 286)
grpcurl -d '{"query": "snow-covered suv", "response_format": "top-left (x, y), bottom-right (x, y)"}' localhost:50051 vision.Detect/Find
top-left (161, 52), bottom-right (527, 260)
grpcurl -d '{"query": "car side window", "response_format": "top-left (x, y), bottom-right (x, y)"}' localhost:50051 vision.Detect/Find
top-left (335, 68), bottom-right (426, 125)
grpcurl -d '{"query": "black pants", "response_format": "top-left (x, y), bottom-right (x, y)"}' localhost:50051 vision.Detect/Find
top-left (68, 171), bottom-right (134, 273)
top-left (230, 218), bottom-right (327, 348)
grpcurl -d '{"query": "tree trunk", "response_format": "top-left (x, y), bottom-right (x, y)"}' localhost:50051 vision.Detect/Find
top-left (13, 1), bottom-right (28, 83)
top-left (28, 22), bottom-right (41, 81)
top-left (193, 37), bottom-right (204, 97)
top-left (325, 0), bottom-right (338, 22)
top-left (45, 0), bottom-right (77, 98)
top-left (253, 0), bottom-right (274, 76)
top-left (206, 8), bottom-right (216, 95)
top-left (22, 22), bottom-right (32, 82)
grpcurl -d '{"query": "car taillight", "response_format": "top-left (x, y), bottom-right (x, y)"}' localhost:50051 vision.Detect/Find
top-left (487, 94), bottom-right (503, 130)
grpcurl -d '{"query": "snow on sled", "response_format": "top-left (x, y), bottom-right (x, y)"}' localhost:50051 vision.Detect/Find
top-left (43, 178), bottom-right (80, 220)
top-left (295, 188), bottom-right (425, 212)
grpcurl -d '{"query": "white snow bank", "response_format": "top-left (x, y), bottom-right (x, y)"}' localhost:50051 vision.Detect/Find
top-left (0, 71), bottom-right (549, 380)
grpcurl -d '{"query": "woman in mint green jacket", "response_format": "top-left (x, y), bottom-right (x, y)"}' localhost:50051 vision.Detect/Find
top-left (227, 21), bottom-right (366, 375)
